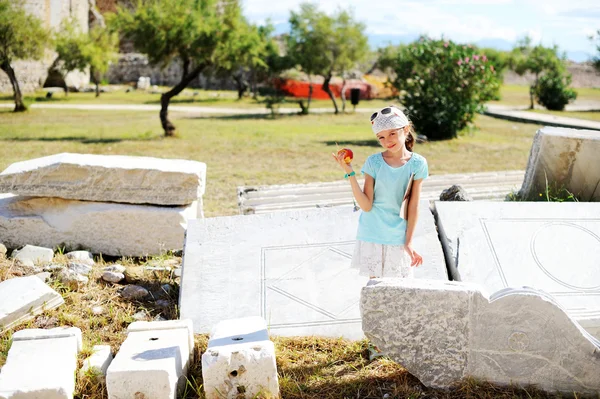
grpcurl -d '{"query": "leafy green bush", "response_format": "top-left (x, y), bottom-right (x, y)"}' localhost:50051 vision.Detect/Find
top-left (390, 37), bottom-right (501, 140)
top-left (534, 69), bottom-right (577, 111)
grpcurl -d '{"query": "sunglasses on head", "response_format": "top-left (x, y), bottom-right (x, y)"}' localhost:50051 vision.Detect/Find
top-left (370, 107), bottom-right (394, 121)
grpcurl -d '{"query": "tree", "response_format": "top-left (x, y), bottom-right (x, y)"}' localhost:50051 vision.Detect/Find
top-left (110, 0), bottom-right (243, 136)
top-left (252, 25), bottom-right (290, 99)
top-left (0, 0), bottom-right (48, 112)
top-left (87, 27), bottom-right (120, 97)
top-left (286, 4), bottom-right (330, 114)
top-left (330, 9), bottom-right (368, 113)
top-left (53, 18), bottom-right (92, 95)
top-left (390, 37), bottom-right (500, 140)
top-left (53, 19), bottom-right (118, 97)
top-left (286, 3), bottom-right (368, 114)
top-left (509, 37), bottom-right (565, 109)
top-left (212, 20), bottom-right (270, 100)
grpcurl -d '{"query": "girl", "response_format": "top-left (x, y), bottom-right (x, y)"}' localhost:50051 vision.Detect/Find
top-left (333, 105), bottom-right (428, 279)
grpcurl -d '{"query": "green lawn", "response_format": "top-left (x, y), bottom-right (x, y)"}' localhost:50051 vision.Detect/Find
top-left (4, 84), bottom-right (599, 113)
top-left (0, 86), bottom-right (392, 111)
top-left (0, 108), bottom-right (539, 216)
top-left (489, 84), bottom-right (600, 108)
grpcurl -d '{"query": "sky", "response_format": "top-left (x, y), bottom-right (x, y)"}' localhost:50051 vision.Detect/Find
top-left (242, 0), bottom-right (600, 62)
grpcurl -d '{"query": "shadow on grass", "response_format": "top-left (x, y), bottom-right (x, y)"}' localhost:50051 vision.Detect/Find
top-left (323, 139), bottom-right (379, 148)
top-left (143, 97), bottom-right (241, 105)
top-left (0, 135), bottom-right (160, 144)
top-left (184, 112), bottom-right (303, 121)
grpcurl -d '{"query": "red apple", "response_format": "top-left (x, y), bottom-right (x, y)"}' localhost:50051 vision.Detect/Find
top-left (337, 148), bottom-right (353, 164)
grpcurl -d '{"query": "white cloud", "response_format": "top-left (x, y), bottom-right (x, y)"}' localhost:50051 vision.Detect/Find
top-left (242, 0), bottom-right (598, 51)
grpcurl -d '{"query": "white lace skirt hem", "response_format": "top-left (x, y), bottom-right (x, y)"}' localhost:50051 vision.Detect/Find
top-left (351, 240), bottom-right (414, 278)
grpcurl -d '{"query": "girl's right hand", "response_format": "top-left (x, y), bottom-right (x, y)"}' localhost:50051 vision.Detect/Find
top-left (332, 152), bottom-right (354, 174)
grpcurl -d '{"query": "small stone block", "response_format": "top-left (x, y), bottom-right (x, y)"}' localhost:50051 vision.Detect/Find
top-left (0, 327), bottom-right (81, 399)
top-left (81, 345), bottom-right (113, 381)
top-left (0, 276), bottom-right (64, 332)
top-left (106, 319), bottom-right (194, 399)
top-left (202, 317), bottom-right (279, 399)
top-left (11, 245), bottom-right (54, 267)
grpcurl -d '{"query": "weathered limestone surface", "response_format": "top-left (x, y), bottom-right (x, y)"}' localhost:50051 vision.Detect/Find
top-left (519, 127), bottom-right (600, 201)
top-left (361, 279), bottom-right (600, 394)
top-left (106, 320), bottom-right (193, 399)
top-left (0, 194), bottom-right (197, 256)
top-left (179, 203), bottom-right (447, 339)
top-left (0, 327), bottom-right (81, 399)
top-left (202, 317), bottom-right (279, 399)
top-left (0, 276), bottom-right (64, 332)
top-left (434, 201), bottom-right (600, 339)
top-left (0, 153), bottom-right (206, 205)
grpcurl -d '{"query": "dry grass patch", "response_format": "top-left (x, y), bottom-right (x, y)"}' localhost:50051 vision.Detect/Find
top-left (0, 253), bottom-right (578, 399)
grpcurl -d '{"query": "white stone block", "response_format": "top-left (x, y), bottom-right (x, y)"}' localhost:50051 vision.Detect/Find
top-left (361, 279), bottom-right (600, 394)
top-left (0, 194), bottom-right (197, 257)
top-left (0, 276), bottom-right (64, 332)
top-left (106, 319), bottom-right (193, 399)
top-left (202, 317), bottom-right (279, 399)
top-left (0, 327), bottom-right (81, 399)
top-left (0, 153), bottom-right (206, 205)
top-left (519, 127), bottom-right (600, 201)
top-left (10, 245), bottom-right (54, 267)
top-left (434, 201), bottom-right (600, 339)
top-left (180, 203), bottom-right (447, 340)
top-left (65, 250), bottom-right (94, 265)
top-left (81, 345), bottom-right (113, 381)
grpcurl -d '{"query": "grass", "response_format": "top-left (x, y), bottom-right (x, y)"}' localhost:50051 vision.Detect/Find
top-left (0, 86), bottom-right (392, 111)
top-left (0, 108), bottom-right (539, 216)
top-left (489, 84), bottom-right (600, 108)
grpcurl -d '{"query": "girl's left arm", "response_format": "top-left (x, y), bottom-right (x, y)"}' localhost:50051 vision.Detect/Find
top-left (405, 179), bottom-right (424, 246)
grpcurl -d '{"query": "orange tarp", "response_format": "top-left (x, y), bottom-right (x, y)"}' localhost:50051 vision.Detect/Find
top-left (274, 78), bottom-right (376, 100)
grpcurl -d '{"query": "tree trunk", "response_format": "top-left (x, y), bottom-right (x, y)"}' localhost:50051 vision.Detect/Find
top-left (322, 71), bottom-right (339, 114)
top-left (305, 79), bottom-right (313, 114)
top-left (91, 68), bottom-right (100, 97)
top-left (160, 62), bottom-right (207, 136)
top-left (1, 61), bottom-right (27, 112)
top-left (251, 69), bottom-right (258, 100)
top-left (232, 74), bottom-right (248, 100)
top-left (63, 75), bottom-right (69, 96)
top-left (340, 78), bottom-right (347, 113)
top-left (529, 73), bottom-right (538, 110)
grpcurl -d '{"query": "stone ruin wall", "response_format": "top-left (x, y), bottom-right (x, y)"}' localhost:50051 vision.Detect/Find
top-left (104, 53), bottom-right (237, 91)
top-left (0, 0), bottom-right (90, 93)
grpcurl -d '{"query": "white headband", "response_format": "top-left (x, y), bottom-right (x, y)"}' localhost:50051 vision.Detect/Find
top-left (370, 106), bottom-right (409, 135)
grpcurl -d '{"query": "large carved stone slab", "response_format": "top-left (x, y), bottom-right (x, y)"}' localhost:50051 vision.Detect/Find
top-left (179, 202), bottom-right (447, 340)
top-left (0, 194), bottom-right (197, 256)
top-left (0, 276), bottom-right (64, 333)
top-left (361, 279), bottom-right (600, 394)
top-left (519, 127), bottom-right (600, 201)
top-left (434, 201), bottom-right (600, 339)
top-left (0, 153), bottom-right (206, 205)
